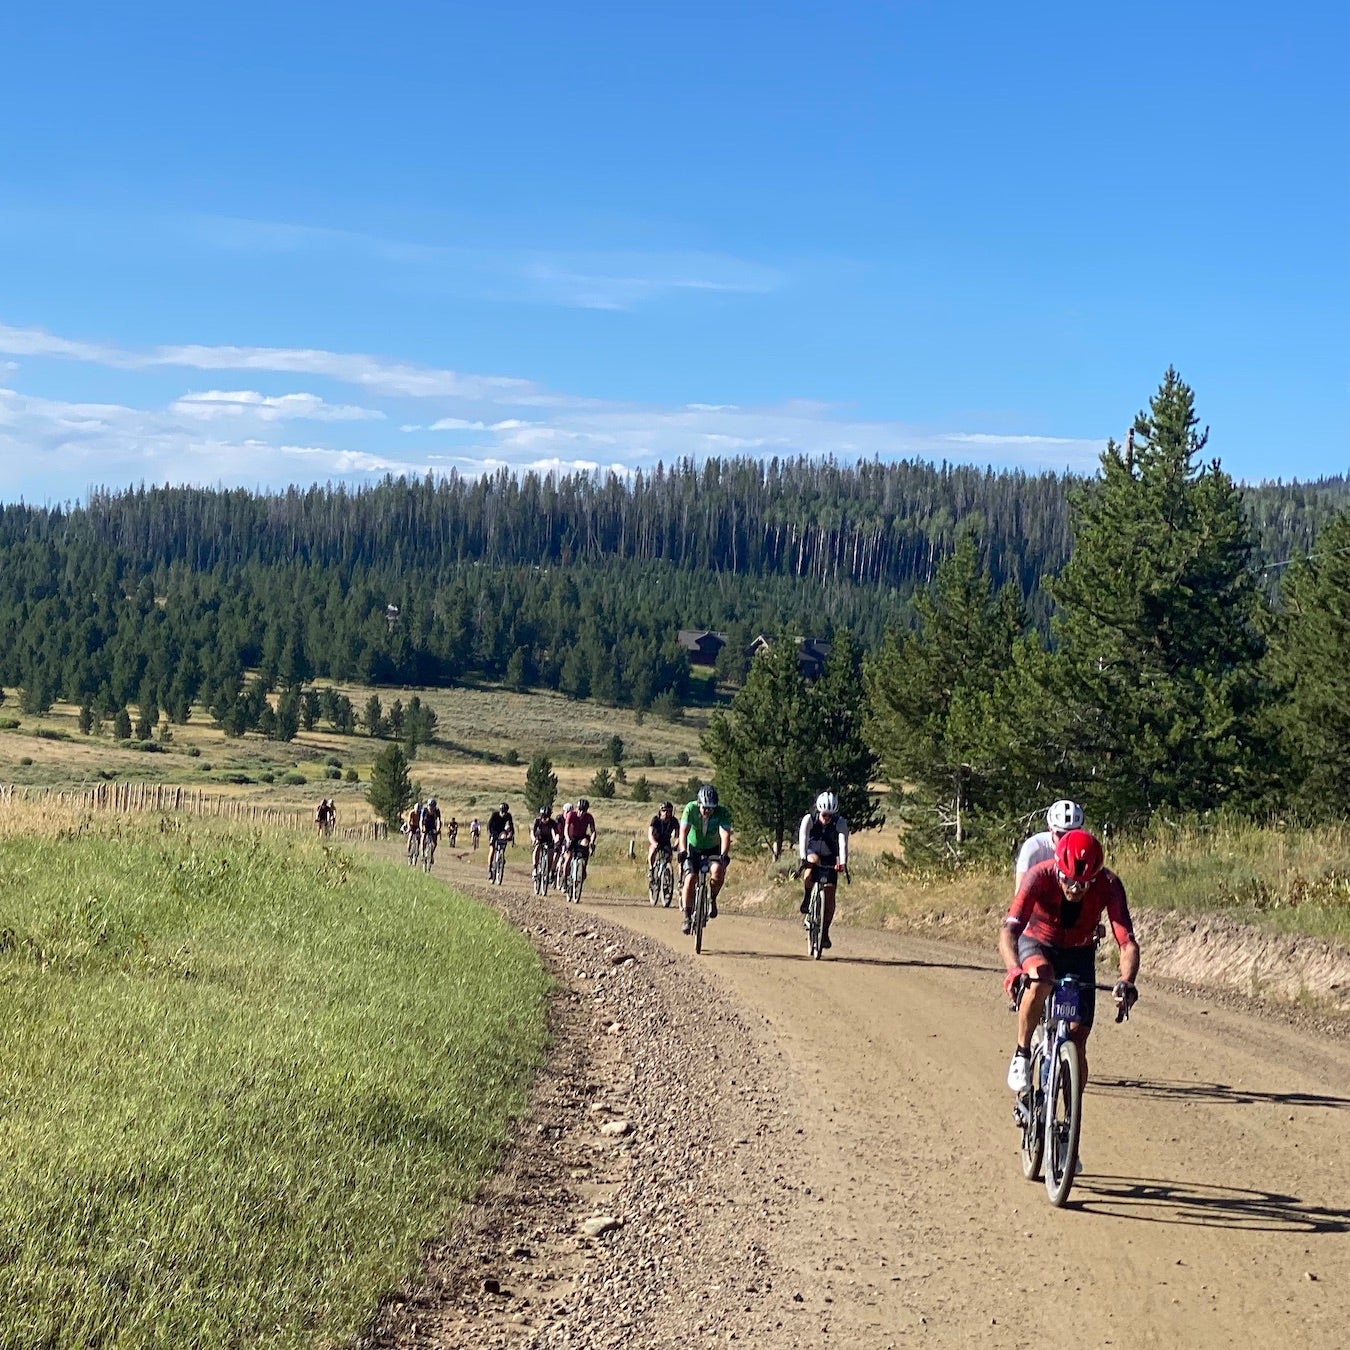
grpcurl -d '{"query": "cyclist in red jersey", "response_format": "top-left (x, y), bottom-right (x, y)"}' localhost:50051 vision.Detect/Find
top-left (998, 829), bottom-right (1140, 1095)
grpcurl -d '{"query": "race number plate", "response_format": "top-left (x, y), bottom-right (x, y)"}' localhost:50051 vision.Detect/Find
top-left (1050, 984), bottom-right (1081, 1023)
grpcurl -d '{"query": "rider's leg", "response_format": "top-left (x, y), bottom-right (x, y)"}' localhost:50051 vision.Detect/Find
top-left (681, 866), bottom-right (696, 916)
top-left (801, 851), bottom-right (821, 912)
top-left (708, 858), bottom-right (727, 900)
top-left (1069, 1025), bottom-right (1092, 1085)
top-left (1016, 962), bottom-right (1052, 1051)
top-left (822, 881), bottom-right (837, 939)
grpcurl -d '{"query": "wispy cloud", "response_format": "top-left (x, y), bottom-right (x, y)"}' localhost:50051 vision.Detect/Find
top-left (0, 319), bottom-right (1108, 500)
top-left (172, 390), bottom-right (386, 422)
top-left (193, 215), bottom-right (786, 311)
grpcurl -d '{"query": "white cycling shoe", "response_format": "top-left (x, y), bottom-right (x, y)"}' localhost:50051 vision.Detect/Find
top-left (1006, 1053), bottom-right (1030, 1094)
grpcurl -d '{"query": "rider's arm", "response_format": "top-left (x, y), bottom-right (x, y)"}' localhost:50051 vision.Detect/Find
top-left (798, 813), bottom-right (810, 862)
top-left (718, 824), bottom-right (732, 858)
top-left (836, 817), bottom-right (849, 869)
top-left (1106, 879), bottom-right (1140, 983)
top-left (998, 915), bottom-right (1024, 975)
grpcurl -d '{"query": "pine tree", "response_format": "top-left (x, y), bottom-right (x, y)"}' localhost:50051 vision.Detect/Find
top-left (1016, 369), bottom-right (1269, 825)
top-left (703, 635), bottom-right (814, 858)
top-left (865, 537), bottom-right (1023, 864)
top-left (1266, 507), bottom-right (1350, 815)
top-left (113, 707), bottom-right (132, 740)
top-left (806, 628), bottom-right (882, 831)
top-left (524, 753), bottom-right (559, 814)
top-left (367, 743), bottom-right (418, 826)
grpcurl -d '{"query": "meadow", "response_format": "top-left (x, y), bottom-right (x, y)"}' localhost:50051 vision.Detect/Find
top-left (0, 803), bottom-right (549, 1349)
top-left (5, 680), bottom-right (1349, 948)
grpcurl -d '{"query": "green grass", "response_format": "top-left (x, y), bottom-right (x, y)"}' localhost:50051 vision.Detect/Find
top-left (0, 818), bottom-right (549, 1349)
top-left (1114, 818), bottom-right (1350, 943)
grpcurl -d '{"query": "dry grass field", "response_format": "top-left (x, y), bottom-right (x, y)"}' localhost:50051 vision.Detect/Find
top-left (0, 682), bottom-right (714, 833)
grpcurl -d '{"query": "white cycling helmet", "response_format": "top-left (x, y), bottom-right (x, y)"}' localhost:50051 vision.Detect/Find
top-left (815, 790), bottom-right (839, 814)
top-left (1046, 799), bottom-right (1084, 832)
top-left (563, 802), bottom-right (574, 814)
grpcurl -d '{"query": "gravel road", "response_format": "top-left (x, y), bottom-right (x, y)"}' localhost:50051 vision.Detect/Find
top-left (361, 852), bottom-right (1350, 1349)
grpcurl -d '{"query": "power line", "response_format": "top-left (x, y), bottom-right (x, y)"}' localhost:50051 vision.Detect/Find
top-left (1260, 543), bottom-right (1350, 573)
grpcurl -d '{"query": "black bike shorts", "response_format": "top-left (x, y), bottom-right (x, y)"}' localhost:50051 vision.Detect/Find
top-left (1016, 937), bottom-right (1098, 1028)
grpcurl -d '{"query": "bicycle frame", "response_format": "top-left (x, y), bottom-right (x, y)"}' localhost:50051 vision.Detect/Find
top-left (1013, 970), bottom-right (1129, 1207)
top-left (650, 848), bottom-right (674, 907)
top-left (804, 863), bottom-right (848, 959)
top-left (689, 857), bottom-right (714, 954)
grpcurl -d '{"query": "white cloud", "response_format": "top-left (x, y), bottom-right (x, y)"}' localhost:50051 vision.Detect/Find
top-left (0, 319), bottom-right (1109, 501)
top-left (193, 216), bottom-right (785, 312)
top-left (172, 390), bottom-right (385, 422)
top-left (429, 417), bottom-right (488, 431)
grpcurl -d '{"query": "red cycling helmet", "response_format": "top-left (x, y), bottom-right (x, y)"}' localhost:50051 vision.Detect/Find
top-left (1054, 829), bottom-right (1103, 888)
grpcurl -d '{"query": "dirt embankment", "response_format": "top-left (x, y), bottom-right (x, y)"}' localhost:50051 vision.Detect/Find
top-left (1131, 911), bottom-right (1350, 1011)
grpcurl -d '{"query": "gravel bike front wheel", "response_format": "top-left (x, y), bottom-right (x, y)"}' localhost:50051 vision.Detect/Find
top-left (693, 872), bottom-right (708, 954)
top-left (1045, 1038), bottom-right (1083, 1206)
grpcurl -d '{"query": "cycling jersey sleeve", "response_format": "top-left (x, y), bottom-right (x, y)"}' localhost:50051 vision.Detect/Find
top-left (798, 813), bottom-right (811, 861)
top-left (1105, 875), bottom-right (1136, 946)
top-left (836, 816), bottom-right (850, 868)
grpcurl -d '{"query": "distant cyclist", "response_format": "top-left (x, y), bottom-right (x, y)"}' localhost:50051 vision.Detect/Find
top-left (447, 817), bottom-right (459, 848)
top-left (677, 784), bottom-right (732, 936)
top-left (403, 802), bottom-right (422, 863)
top-left (531, 806), bottom-right (558, 878)
top-left (562, 798), bottom-right (597, 885)
top-left (647, 801), bottom-right (678, 882)
top-left (554, 802), bottom-right (573, 886)
top-left (798, 790), bottom-right (849, 950)
top-left (1000, 829), bottom-right (1140, 1098)
top-left (486, 802), bottom-right (515, 877)
top-left (470, 817), bottom-right (481, 850)
top-left (1015, 799), bottom-right (1085, 883)
top-left (420, 798), bottom-right (442, 865)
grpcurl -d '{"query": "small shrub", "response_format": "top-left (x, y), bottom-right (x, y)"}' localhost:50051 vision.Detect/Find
top-left (260, 772), bottom-right (276, 784)
top-left (283, 771), bottom-right (307, 786)
top-left (18, 755), bottom-right (34, 766)
top-left (223, 772), bottom-right (254, 785)
top-left (344, 767), bottom-right (358, 783)
top-left (503, 748), bottom-right (520, 766)
top-left (186, 746), bottom-right (202, 758)
top-left (34, 728), bottom-right (68, 741)
top-left (675, 751), bottom-right (690, 767)
top-left (0, 717), bottom-right (19, 729)
top-left (631, 775), bottom-right (652, 803)
top-left (590, 768), bottom-right (616, 800)
top-left (325, 766), bottom-right (341, 780)
top-left (642, 750), bottom-right (656, 767)
top-left (326, 755), bottom-right (342, 767)
top-left (201, 763), bottom-right (214, 772)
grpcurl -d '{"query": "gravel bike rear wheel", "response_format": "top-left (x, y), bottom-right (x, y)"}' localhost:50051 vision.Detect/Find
top-left (808, 880), bottom-right (826, 959)
top-left (660, 860), bottom-right (674, 907)
top-left (1019, 1041), bottom-right (1045, 1181)
top-left (1045, 1038), bottom-right (1083, 1206)
top-left (693, 871), bottom-right (708, 954)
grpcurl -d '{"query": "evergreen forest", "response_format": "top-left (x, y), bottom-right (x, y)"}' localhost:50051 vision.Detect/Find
top-left (1, 370), bottom-right (1348, 848)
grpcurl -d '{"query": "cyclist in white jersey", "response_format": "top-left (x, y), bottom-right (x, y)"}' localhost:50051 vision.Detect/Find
top-left (1014, 799), bottom-right (1084, 882)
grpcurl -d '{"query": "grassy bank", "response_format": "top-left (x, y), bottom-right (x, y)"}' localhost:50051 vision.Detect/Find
top-left (0, 807), bottom-right (549, 1349)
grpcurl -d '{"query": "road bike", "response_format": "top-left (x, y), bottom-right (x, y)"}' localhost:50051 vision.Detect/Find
top-left (803, 862), bottom-right (848, 959)
top-left (1011, 969), bottom-right (1131, 1206)
top-left (421, 830), bottom-right (438, 873)
top-left (532, 845), bottom-right (552, 896)
top-left (489, 836), bottom-right (508, 885)
top-left (405, 829), bottom-right (421, 867)
top-left (648, 848), bottom-right (675, 908)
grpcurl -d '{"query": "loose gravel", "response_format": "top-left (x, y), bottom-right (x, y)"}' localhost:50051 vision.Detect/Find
top-left (359, 882), bottom-right (817, 1349)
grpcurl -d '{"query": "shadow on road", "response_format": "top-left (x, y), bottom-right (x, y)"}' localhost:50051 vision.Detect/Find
top-left (706, 947), bottom-right (991, 974)
top-left (1090, 1076), bottom-right (1350, 1111)
top-left (1070, 1175), bottom-right (1350, 1232)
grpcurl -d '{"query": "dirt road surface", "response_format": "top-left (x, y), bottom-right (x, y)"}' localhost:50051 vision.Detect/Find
top-left (369, 856), bottom-right (1350, 1348)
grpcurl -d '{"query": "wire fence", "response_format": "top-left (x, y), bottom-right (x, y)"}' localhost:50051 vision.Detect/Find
top-left (0, 782), bottom-right (389, 841)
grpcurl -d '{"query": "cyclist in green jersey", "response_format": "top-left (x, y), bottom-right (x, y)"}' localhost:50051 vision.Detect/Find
top-left (677, 783), bottom-right (733, 935)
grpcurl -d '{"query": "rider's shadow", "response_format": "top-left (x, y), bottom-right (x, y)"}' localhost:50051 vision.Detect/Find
top-left (1090, 1076), bottom-right (1350, 1111)
top-left (1069, 1175), bottom-right (1350, 1232)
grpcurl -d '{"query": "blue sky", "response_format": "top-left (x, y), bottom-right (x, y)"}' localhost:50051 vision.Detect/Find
top-left (1, 1), bottom-right (1345, 501)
